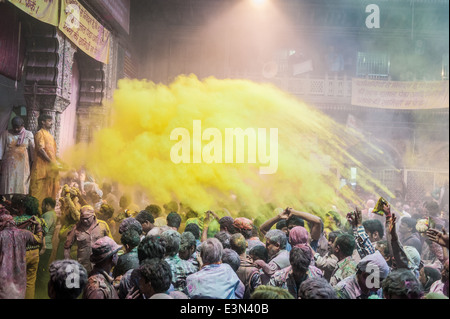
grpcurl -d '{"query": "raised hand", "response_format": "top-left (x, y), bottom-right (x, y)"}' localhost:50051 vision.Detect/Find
top-left (280, 207), bottom-right (292, 220)
top-left (125, 286), bottom-right (141, 299)
top-left (253, 259), bottom-right (266, 269)
top-left (29, 215), bottom-right (40, 225)
top-left (354, 206), bottom-right (363, 227)
top-left (426, 227), bottom-right (449, 248)
top-left (389, 213), bottom-right (398, 241)
top-left (346, 206), bottom-right (362, 228)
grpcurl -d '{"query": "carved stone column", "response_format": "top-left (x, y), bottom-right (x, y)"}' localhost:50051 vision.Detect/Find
top-left (23, 22), bottom-right (76, 153)
top-left (76, 106), bottom-right (91, 144)
top-left (24, 83), bottom-right (41, 134)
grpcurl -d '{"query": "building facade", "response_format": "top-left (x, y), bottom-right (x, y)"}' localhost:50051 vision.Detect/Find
top-left (0, 0), bottom-right (135, 156)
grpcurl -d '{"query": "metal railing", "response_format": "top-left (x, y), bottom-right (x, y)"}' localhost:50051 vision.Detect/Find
top-left (229, 74), bottom-right (354, 98)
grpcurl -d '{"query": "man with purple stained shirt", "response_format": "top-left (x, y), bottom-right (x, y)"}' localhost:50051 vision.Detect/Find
top-left (0, 207), bottom-right (43, 299)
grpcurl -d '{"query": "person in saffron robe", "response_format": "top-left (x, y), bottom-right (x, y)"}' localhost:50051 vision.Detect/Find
top-left (29, 114), bottom-right (61, 205)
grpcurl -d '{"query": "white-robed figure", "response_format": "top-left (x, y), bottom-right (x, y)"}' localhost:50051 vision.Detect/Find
top-left (0, 116), bottom-right (35, 195)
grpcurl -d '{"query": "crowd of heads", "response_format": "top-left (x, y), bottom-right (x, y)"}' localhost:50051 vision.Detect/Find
top-left (0, 179), bottom-right (448, 301)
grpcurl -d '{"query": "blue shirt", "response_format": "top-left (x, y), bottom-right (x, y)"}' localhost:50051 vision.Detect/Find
top-left (286, 240), bottom-right (292, 252)
top-left (186, 263), bottom-right (243, 299)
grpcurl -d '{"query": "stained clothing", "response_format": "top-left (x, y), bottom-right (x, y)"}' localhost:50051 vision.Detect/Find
top-left (335, 252), bottom-right (389, 299)
top-left (260, 249), bottom-right (290, 285)
top-left (165, 254), bottom-right (197, 292)
top-left (64, 218), bottom-right (112, 273)
top-left (186, 263), bottom-right (243, 299)
top-left (0, 129), bottom-right (35, 195)
top-left (83, 268), bottom-right (119, 299)
top-left (314, 252), bottom-right (339, 282)
top-left (112, 247), bottom-right (139, 278)
top-left (236, 256), bottom-right (262, 299)
top-left (335, 274), bottom-right (371, 299)
top-left (353, 225), bottom-right (376, 259)
top-left (246, 237), bottom-right (265, 254)
top-left (30, 129), bottom-right (60, 204)
top-left (329, 256), bottom-right (357, 287)
top-left (55, 194), bottom-right (82, 261)
top-left (268, 264), bottom-right (323, 298)
top-left (42, 210), bottom-right (57, 250)
top-left (401, 233), bottom-right (423, 255)
top-left (0, 223), bottom-right (43, 299)
top-left (13, 215), bottom-right (47, 299)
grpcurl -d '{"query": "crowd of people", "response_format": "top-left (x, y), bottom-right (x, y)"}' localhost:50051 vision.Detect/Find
top-left (0, 115), bottom-right (449, 300)
top-left (1, 184), bottom-right (448, 300)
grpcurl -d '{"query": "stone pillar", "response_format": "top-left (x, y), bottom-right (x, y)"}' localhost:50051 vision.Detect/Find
top-left (24, 83), bottom-right (41, 134)
top-left (23, 24), bottom-right (77, 153)
top-left (76, 106), bottom-right (91, 144)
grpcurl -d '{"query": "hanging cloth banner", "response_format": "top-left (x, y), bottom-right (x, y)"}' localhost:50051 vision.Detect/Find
top-left (8, 0), bottom-right (59, 26)
top-left (59, 0), bottom-right (111, 64)
top-left (352, 78), bottom-right (449, 110)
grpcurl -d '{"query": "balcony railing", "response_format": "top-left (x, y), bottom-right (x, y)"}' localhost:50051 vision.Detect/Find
top-left (228, 74), bottom-right (353, 99)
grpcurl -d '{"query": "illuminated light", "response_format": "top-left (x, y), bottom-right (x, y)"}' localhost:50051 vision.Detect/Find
top-left (251, 0), bottom-right (267, 7)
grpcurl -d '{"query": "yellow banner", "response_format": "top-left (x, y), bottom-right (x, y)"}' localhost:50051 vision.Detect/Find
top-left (9, 0), bottom-right (59, 26)
top-left (352, 79), bottom-right (449, 110)
top-left (59, 0), bottom-right (110, 64)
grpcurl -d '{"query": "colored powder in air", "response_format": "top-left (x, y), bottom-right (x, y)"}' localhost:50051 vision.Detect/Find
top-left (62, 74), bottom-right (392, 221)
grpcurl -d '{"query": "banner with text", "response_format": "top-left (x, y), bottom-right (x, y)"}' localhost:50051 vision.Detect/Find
top-left (59, 0), bottom-right (111, 64)
top-left (351, 79), bottom-right (449, 110)
top-left (9, 0), bottom-right (59, 26)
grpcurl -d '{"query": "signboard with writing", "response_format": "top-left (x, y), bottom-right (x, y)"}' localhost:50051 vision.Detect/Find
top-left (352, 79), bottom-right (449, 110)
top-left (59, 0), bottom-right (111, 64)
top-left (9, 0), bottom-right (59, 26)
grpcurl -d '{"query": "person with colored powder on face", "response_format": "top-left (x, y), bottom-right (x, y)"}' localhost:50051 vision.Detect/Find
top-left (64, 205), bottom-right (112, 273)
top-left (254, 229), bottom-right (290, 285)
top-left (161, 229), bottom-right (197, 293)
top-left (0, 205), bottom-right (43, 299)
top-left (314, 230), bottom-right (342, 282)
top-left (54, 184), bottom-right (88, 263)
top-left (35, 197), bottom-right (57, 299)
top-left (328, 233), bottom-right (357, 287)
top-left (233, 217), bottom-right (264, 253)
top-left (288, 226), bottom-right (316, 264)
top-left (230, 233), bottom-right (262, 299)
top-left (259, 207), bottom-right (323, 253)
top-left (268, 245), bottom-right (323, 299)
top-left (0, 116), bottom-right (35, 197)
top-left (83, 236), bottom-right (122, 299)
top-left (11, 194), bottom-right (47, 299)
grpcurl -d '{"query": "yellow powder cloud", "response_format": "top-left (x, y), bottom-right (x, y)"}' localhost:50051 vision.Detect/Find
top-left (62, 74), bottom-right (392, 221)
